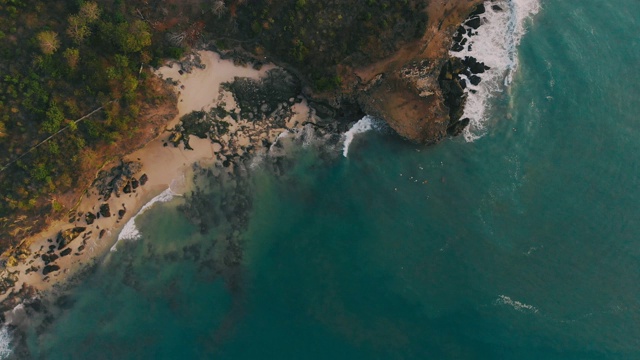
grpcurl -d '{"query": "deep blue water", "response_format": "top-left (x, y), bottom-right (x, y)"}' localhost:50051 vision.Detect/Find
top-left (7, 0), bottom-right (640, 358)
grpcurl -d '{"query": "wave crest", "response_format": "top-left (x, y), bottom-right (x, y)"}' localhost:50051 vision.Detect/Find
top-left (342, 116), bottom-right (379, 158)
top-left (111, 188), bottom-right (177, 251)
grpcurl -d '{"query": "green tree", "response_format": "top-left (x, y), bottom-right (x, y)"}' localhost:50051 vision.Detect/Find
top-left (36, 31), bottom-right (60, 55)
top-left (117, 21), bottom-right (151, 53)
top-left (63, 48), bottom-right (80, 69)
top-left (67, 15), bottom-right (91, 43)
top-left (42, 102), bottom-right (65, 134)
top-left (121, 74), bottom-right (138, 101)
top-left (79, 1), bottom-right (101, 23)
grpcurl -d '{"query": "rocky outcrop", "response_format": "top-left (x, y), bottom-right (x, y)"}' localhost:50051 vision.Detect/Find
top-left (99, 204), bottom-right (111, 218)
top-left (56, 227), bottom-right (86, 250)
top-left (335, 0), bottom-right (485, 143)
top-left (85, 212), bottom-right (96, 225)
top-left (92, 161), bottom-right (143, 200)
top-left (0, 269), bottom-right (19, 295)
top-left (42, 265), bottom-right (60, 276)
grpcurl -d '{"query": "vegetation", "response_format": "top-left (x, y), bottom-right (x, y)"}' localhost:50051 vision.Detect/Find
top-left (0, 0), bottom-right (430, 251)
top-left (231, 0), bottom-right (429, 91)
top-left (0, 0), bottom-right (186, 248)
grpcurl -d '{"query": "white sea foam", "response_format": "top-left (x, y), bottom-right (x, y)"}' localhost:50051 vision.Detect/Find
top-left (451, 0), bottom-right (541, 141)
top-left (111, 188), bottom-right (177, 251)
top-left (268, 130), bottom-right (291, 155)
top-left (0, 326), bottom-right (12, 359)
top-left (342, 116), bottom-right (378, 158)
top-left (495, 295), bottom-right (539, 313)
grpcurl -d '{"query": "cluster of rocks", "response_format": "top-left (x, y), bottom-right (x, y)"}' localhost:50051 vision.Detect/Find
top-left (438, 3), bottom-right (492, 136)
top-left (169, 109), bottom-right (231, 150)
top-left (162, 52), bottom-right (208, 88)
top-left (92, 161), bottom-right (145, 200)
top-left (0, 269), bottom-right (19, 295)
top-left (168, 66), bottom-right (325, 174)
top-left (56, 227), bottom-right (85, 250)
top-left (176, 52), bottom-right (206, 74)
top-left (451, 3), bottom-right (491, 52)
top-left (71, 202), bottom-right (125, 232)
top-left (226, 68), bottom-right (302, 122)
top-left (36, 227), bottom-right (90, 277)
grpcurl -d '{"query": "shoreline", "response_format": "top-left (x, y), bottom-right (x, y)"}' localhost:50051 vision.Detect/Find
top-left (0, 0), bottom-right (498, 317)
top-left (0, 50), bottom-right (316, 312)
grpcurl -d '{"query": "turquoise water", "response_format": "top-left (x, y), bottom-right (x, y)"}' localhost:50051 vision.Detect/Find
top-left (9, 0), bottom-right (640, 358)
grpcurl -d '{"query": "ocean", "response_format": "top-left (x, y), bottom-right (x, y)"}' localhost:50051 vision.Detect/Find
top-left (4, 0), bottom-right (640, 358)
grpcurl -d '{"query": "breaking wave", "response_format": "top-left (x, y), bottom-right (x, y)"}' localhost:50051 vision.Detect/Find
top-left (452, 0), bottom-right (541, 141)
top-left (111, 187), bottom-right (178, 251)
top-left (342, 116), bottom-right (379, 158)
top-left (0, 326), bottom-right (11, 359)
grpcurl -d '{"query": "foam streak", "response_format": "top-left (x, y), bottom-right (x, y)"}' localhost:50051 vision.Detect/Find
top-left (495, 295), bottom-right (540, 313)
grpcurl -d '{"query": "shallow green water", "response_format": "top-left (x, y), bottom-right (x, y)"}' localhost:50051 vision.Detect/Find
top-left (10, 0), bottom-right (640, 358)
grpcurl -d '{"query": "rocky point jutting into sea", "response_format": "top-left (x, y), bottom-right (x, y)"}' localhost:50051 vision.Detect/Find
top-left (0, 0), bottom-right (494, 348)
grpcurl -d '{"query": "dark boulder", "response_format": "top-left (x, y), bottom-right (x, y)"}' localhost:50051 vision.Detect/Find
top-left (42, 265), bottom-right (60, 276)
top-left (60, 248), bottom-right (72, 257)
top-left (41, 253), bottom-right (59, 265)
top-left (453, 26), bottom-right (465, 43)
top-left (469, 75), bottom-right (482, 86)
top-left (465, 16), bottom-right (481, 29)
top-left (451, 43), bottom-right (464, 52)
top-left (139, 174), bottom-right (148, 186)
top-left (470, 3), bottom-right (486, 16)
top-left (85, 212), bottom-right (96, 225)
top-left (492, 5), bottom-right (503, 11)
top-left (463, 56), bottom-right (490, 74)
top-left (131, 178), bottom-right (139, 189)
top-left (99, 203), bottom-right (111, 218)
top-left (123, 182), bottom-right (132, 194)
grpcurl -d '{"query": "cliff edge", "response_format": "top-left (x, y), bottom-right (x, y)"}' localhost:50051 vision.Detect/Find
top-left (350, 0), bottom-right (484, 143)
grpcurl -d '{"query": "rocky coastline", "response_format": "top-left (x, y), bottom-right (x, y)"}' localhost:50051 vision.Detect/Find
top-left (0, 0), bottom-right (493, 333)
top-left (0, 49), bottom-right (343, 317)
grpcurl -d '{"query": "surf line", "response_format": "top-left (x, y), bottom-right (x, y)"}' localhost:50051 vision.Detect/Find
top-left (111, 187), bottom-right (180, 251)
top-left (342, 116), bottom-right (378, 158)
top-left (450, 0), bottom-right (541, 141)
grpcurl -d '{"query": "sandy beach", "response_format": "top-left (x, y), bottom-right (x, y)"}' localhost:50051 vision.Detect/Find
top-left (0, 50), bottom-right (310, 306)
